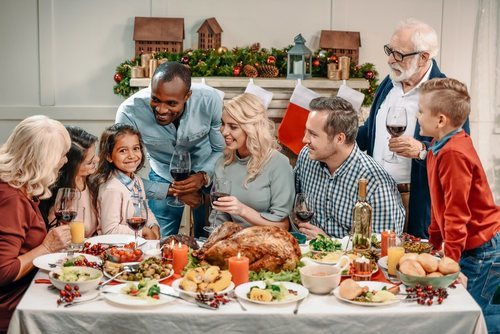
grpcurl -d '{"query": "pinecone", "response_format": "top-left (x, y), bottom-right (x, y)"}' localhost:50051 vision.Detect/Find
top-left (243, 65), bottom-right (258, 78)
top-left (259, 65), bottom-right (279, 78)
top-left (249, 43), bottom-right (261, 52)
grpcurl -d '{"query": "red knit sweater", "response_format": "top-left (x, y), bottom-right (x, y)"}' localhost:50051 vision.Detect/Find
top-left (426, 131), bottom-right (500, 261)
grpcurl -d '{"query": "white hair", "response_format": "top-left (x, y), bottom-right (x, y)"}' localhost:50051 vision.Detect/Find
top-left (396, 18), bottom-right (440, 58)
top-left (0, 115), bottom-right (71, 198)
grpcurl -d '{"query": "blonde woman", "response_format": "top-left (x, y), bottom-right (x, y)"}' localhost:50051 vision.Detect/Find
top-left (210, 93), bottom-right (295, 229)
top-left (0, 115), bottom-right (72, 331)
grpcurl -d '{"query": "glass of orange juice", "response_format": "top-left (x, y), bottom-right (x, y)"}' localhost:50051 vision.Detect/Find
top-left (70, 207), bottom-right (85, 250)
top-left (387, 235), bottom-right (404, 276)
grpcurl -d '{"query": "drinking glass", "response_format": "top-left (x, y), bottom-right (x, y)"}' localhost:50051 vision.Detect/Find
top-left (54, 188), bottom-right (80, 225)
top-left (387, 235), bottom-right (404, 277)
top-left (168, 151), bottom-right (191, 207)
top-left (204, 177), bottom-right (232, 234)
top-left (293, 193), bottom-right (314, 224)
top-left (126, 197), bottom-right (148, 249)
top-left (70, 207), bottom-right (85, 251)
top-left (384, 106), bottom-right (407, 163)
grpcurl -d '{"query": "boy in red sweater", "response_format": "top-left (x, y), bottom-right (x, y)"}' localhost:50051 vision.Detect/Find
top-left (417, 77), bottom-right (499, 333)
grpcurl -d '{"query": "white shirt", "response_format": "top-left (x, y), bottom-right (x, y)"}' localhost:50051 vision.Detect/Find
top-left (373, 63), bottom-right (433, 184)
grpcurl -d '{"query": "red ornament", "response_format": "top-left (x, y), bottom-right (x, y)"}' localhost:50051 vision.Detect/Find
top-left (113, 73), bottom-right (123, 83)
top-left (181, 56), bottom-right (190, 64)
top-left (312, 59), bottom-right (320, 67)
top-left (233, 66), bottom-right (241, 76)
top-left (328, 55), bottom-right (338, 63)
top-left (364, 70), bottom-right (374, 80)
top-left (266, 55), bottom-right (276, 65)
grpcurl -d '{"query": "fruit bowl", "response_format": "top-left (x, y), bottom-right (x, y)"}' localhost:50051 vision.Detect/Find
top-left (397, 268), bottom-right (459, 288)
top-left (105, 247), bottom-right (143, 263)
top-left (49, 266), bottom-right (102, 292)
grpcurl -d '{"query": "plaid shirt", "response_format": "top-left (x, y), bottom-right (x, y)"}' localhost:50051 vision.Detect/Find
top-left (294, 145), bottom-right (405, 238)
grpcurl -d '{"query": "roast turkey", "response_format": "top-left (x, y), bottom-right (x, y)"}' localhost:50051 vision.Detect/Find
top-left (193, 222), bottom-right (301, 273)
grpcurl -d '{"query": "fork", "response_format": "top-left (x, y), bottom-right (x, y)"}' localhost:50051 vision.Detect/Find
top-left (293, 298), bottom-right (304, 315)
top-left (98, 264), bottom-right (138, 290)
top-left (64, 294), bottom-right (103, 308)
top-left (228, 292), bottom-right (247, 311)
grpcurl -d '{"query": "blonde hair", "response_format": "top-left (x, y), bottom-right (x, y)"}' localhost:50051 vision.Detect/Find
top-left (223, 93), bottom-right (280, 187)
top-left (420, 78), bottom-right (471, 127)
top-left (0, 115), bottom-right (71, 198)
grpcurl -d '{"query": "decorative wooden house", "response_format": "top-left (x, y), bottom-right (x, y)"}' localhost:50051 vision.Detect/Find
top-left (197, 17), bottom-right (223, 50)
top-left (133, 17), bottom-right (184, 56)
top-left (319, 30), bottom-right (361, 64)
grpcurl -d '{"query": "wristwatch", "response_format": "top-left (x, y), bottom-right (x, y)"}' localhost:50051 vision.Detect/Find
top-left (418, 143), bottom-right (427, 160)
top-left (199, 171), bottom-right (210, 186)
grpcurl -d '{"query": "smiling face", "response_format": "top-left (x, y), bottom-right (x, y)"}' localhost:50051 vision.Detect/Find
top-left (150, 77), bottom-right (192, 126)
top-left (107, 133), bottom-right (142, 177)
top-left (387, 28), bottom-right (421, 82)
top-left (220, 111), bottom-right (249, 157)
top-left (302, 111), bottom-right (337, 162)
top-left (417, 93), bottom-right (441, 138)
top-left (77, 143), bottom-right (98, 178)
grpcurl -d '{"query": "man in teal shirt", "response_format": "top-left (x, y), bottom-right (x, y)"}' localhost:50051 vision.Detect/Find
top-left (116, 62), bottom-right (224, 237)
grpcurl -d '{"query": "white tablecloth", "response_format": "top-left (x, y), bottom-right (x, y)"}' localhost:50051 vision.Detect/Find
top-left (8, 270), bottom-right (487, 334)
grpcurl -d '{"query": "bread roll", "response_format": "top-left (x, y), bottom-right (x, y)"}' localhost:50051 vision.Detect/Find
top-left (427, 272), bottom-right (444, 277)
top-left (398, 253), bottom-right (418, 266)
top-left (438, 257), bottom-right (460, 274)
top-left (399, 259), bottom-right (426, 277)
top-left (339, 279), bottom-right (363, 300)
top-left (417, 253), bottom-right (439, 273)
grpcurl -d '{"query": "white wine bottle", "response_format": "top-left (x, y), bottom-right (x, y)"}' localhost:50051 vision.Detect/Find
top-left (352, 178), bottom-right (372, 252)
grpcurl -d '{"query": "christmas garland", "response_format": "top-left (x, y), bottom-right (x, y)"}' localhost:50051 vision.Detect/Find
top-left (113, 44), bottom-right (379, 106)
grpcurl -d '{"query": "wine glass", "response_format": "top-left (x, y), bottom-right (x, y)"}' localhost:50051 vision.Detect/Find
top-left (126, 196), bottom-right (148, 249)
top-left (168, 150), bottom-right (191, 207)
top-left (384, 106), bottom-right (407, 163)
top-left (54, 188), bottom-right (80, 226)
top-left (204, 177), bottom-right (232, 234)
top-left (293, 193), bottom-right (314, 224)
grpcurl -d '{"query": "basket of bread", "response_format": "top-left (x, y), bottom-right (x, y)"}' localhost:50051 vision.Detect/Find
top-left (397, 253), bottom-right (460, 288)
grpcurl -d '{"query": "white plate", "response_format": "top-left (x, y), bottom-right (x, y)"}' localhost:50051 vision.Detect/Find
top-left (235, 281), bottom-right (309, 305)
top-left (171, 278), bottom-right (235, 298)
top-left (102, 284), bottom-right (176, 307)
top-left (103, 266), bottom-right (173, 284)
top-left (86, 234), bottom-right (146, 247)
top-left (378, 256), bottom-right (388, 270)
top-left (333, 281), bottom-right (401, 306)
top-left (33, 253), bottom-right (102, 271)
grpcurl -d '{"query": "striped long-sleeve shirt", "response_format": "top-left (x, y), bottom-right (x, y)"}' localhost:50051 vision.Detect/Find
top-left (294, 145), bottom-right (405, 238)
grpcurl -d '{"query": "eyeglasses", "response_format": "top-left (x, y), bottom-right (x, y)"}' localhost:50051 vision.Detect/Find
top-left (384, 44), bottom-right (422, 62)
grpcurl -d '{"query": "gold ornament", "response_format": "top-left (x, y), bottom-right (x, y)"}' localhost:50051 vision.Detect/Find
top-left (217, 46), bottom-right (228, 54)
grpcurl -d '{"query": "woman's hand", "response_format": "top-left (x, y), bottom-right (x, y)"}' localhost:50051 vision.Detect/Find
top-left (213, 196), bottom-right (247, 217)
top-left (142, 226), bottom-right (160, 240)
top-left (41, 225), bottom-right (71, 253)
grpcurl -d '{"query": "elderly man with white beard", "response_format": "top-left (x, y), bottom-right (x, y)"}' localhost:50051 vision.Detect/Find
top-left (357, 18), bottom-right (470, 238)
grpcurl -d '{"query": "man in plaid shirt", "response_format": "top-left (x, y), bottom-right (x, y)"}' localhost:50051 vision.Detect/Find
top-left (295, 97), bottom-right (405, 239)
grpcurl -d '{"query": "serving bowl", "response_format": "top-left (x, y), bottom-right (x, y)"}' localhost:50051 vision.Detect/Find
top-left (396, 268), bottom-right (459, 288)
top-left (49, 266), bottom-right (103, 292)
top-left (300, 260), bottom-right (349, 294)
top-left (105, 247), bottom-right (143, 263)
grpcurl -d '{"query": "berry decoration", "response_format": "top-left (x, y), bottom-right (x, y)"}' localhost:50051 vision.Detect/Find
top-left (113, 73), bottom-right (123, 83)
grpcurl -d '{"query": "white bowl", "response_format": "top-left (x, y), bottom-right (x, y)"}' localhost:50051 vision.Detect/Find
top-left (300, 264), bottom-right (344, 295)
top-left (49, 266), bottom-right (103, 293)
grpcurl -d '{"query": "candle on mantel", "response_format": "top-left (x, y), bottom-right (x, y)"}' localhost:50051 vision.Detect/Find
top-left (172, 242), bottom-right (188, 275)
top-left (228, 252), bottom-right (249, 287)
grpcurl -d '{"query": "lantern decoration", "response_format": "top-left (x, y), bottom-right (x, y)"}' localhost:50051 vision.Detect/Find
top-left (286, 34), bottom-right (312, 80)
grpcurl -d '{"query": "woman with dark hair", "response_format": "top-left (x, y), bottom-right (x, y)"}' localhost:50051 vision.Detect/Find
top-left (40, 126), bottom-right (99, 237)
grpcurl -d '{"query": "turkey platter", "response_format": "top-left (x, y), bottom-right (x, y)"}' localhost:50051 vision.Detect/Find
top-left (193, 222), bottom-right (301, 273)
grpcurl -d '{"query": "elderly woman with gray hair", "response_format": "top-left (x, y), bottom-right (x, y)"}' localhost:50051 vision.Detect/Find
top-left (0, 115), bottom-right (72, 332)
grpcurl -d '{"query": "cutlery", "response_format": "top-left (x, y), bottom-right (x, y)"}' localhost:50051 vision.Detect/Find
top-left (157, 292), bottom-right (218, 310)
top-left (293, 298), bottom-right (304, 315)
top-left (63, 294), bottom-right (102, 308)
top-left (98, 264), bottom-right (139, 290)
top-left (229, 293), bottom-right (247, 311)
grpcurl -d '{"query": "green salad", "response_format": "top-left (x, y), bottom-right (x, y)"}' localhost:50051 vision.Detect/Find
top-left (122, 279), bottom-right (161, 299)
top-left (309, 234), bottom-right (342, 252)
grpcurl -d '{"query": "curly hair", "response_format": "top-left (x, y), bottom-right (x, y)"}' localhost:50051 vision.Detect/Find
top-left (90, 123), bottom-right (145, 209)
top-left (0, 115), bottom-right (71, 199)
top-left (223, 93), bottom-right (280, 187)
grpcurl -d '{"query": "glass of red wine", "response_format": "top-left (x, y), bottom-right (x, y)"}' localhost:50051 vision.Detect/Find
top-left (168, 150), bottom-right (191, 207)
top-left (385, 106), bottom-right (407, 163)
top-left (294, 193), bottom-right (314, 224)
top-left (204, 177), bottom-right (232, 234)
top-left (126, 196), bottom-right (148, 249)
top-left (54, 188), bottom-right (80, 226)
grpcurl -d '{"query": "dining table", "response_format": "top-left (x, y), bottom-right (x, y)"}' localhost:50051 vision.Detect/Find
top-left (7, 241), bottom-right (488, 334)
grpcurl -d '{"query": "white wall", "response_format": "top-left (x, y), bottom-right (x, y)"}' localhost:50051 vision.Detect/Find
top-left (0, 0), bottom-right (480, 139)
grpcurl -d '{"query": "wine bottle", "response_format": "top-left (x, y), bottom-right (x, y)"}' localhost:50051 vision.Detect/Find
top-left (352, 178), bottom-right (372, 252)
